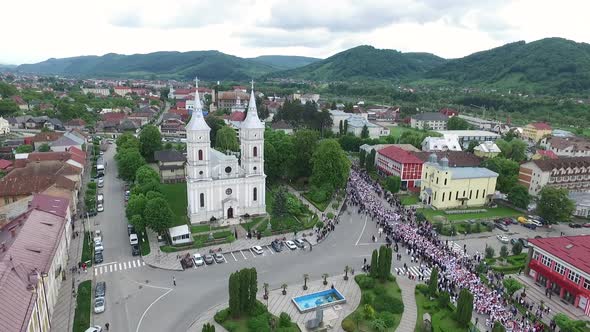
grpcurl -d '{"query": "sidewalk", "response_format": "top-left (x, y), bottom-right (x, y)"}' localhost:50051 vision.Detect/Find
top-left (143, 228), bottom-right (319, 271)
top-left (395, 277), bottom-right (418, 332)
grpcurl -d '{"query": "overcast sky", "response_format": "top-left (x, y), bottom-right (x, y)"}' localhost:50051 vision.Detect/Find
top-left (2, 0), bottom-right (589, 65)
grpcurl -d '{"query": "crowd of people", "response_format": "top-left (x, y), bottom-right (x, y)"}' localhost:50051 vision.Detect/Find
top-left (345, 168), bottom-right (548, 332)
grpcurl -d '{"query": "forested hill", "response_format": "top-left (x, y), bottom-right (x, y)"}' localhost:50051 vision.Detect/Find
top-left (248, 55), bottom-right (320, 70)
top-left (16, 51), bottom-right (316, 81)
top-left (425, 38), bottom-right (590, 94)
top-left (267, 45), bottom-right (447, 81)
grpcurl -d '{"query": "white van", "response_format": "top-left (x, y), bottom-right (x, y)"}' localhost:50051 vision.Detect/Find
top-left (129, 233), bottom-right (138, 245)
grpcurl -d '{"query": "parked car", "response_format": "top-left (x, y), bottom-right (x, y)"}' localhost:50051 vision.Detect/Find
top-left (131, 244), bottom-right (140, 256)
top-left (94, 242), bottom-right (104, 252)
top-left (94, 251), bottom-right (103, 264)
top-left (518, 238), bottom-right (529, 248)
top-left (97, 194), bottom-right (104, 203)
top-left (84, 326), bottom-right (103, 332)
top-left (584, 223), bottom-right (590, 228)
top-left (569, 223), bottom-right (583, 228)
top-left (529, 220), bottom-right (543, 228)
top-left (510, 238), bottom-right (519, 246)
top-left (522, 223), bottom-right (537, 230)
top-left (509, 218), bottom-right (519, 225)
top-left (129, 233), bottom-right (138, 245)
top-left (95, 281), bottom-right (106, 298)
top-left (294, 239), bottom-right (306, 248)
top-left (495, 223), bottom-right (509, 232)
top-left (496, 234), bottom-right (509, 243)
top-left (271, 240), bottom-right (283, 252)
top-left (127, 224), bottom-right (135, 235)
top-left (204, 254), bottom-right (214, 265)
top-left (94, 297), bottom-right (105, 314)
top-left (251, 246), bottom-right (264, 255)
top-left (284, 240), bottom-right (297, 250)
top-left (97, 178), bottom-right (104, 188)
top-left (97, 204), bottom-right (104, 212)
top-left (213, 253), bottom-right (224, 263)
top-left (193, 253), bottom-right (204, 266)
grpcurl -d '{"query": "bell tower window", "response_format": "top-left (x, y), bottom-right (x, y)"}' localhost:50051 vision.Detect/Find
top-left (253, 187), bottom-right (257, 201)
top-left (198, 150), bottom-right (203, 161)
top-left (253, 146), bottom-right (258, 157)
top-left (199, 193), bottom-right (205, 207)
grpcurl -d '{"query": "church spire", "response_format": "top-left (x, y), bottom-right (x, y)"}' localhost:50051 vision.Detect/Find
top-left (243, 80), bottom-right (264, 129)
top-left (186, 76), bottom-right (210, 131)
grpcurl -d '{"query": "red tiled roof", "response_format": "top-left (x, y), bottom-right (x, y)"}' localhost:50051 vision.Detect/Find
top-left (0, 161), bottom-right (79, 196)
top-left (176, 101), bottom-right (186, 109)
top-left (228, 112), bottom-right (246, 122)
top-left (29, 132), bottom-right (63, 143)
top-left (0, 159), bottom-right (12, 170)
top-left (529, 235), bottom-right (590, 276)
top-left (65, 118), bottom-right (86, 126)
top-left (11, 95), bottom-right (26, 105)
top-left (27, 152), bottom-right (71, 163)
top-left (30, 193), bottom-right (70, 218)
top-left (378, 146), bottom-right (423, 164)
top-left (412, 151), bottom-right (483, 167)
top-left (100, 112), bottom-right (126, 122)
top-left (68, 146), bottom-right (86, 159)
top-left (530, 122), bottom-right (552, 130)
top-left (536, 150), bottom-right (558, 159)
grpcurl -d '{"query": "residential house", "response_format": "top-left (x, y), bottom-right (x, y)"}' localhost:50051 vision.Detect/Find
top-left (0, 159), bottom-right (13, 172)
top-left (434, 130), bottom-right (500, 149)
top-left (523, 122), bottom-right (552, 143)
top-left (518, 157), bottom-right (590, 196)
top-left (419, 154), bottom-right (498, 209)
top-left (473, 141), bottom-right (501, 158)
top-left (270, 120), bottom-right (294, 135)
top-left (376, 146), bottom-right (424, 190)
top-left (81, 87), bottom-right (110, 96)
top-left (540, 136), bottom-right (590, 157)
top-left (410, 112), bottom-right (448, 130)
top-left (0, 117), bottom-right (9, 135)
top-left (154, 150), bottom-right (186, 183)
top-left (532, 150), bottom-right (559, 160)
top-left (64, 119), bottom-right (86, 131)
top-left (439, 108), bottom-right (459, 117)
top-left (11, 95), bottom-right (29, 110)
top-left (329, 110), bottom-right (389, 139)
top-left (421, 135), bottom-right (462, 152)
top-left (160, 118), bottom-right (186, 138)
top-left (27, 132), bottom-right (64, 150)
top-left (128, 112), bottom-right (153, 126)
top-left (217, 91), bottom-right (249, 109)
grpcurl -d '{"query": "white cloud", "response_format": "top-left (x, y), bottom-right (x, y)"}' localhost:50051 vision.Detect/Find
top-left (0, 0), bottom-right (589, 64)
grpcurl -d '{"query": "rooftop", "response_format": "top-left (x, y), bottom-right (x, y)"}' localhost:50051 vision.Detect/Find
top-left (154, 150), bottom-right (186, 163)
top-left (412, 112), bottom-right (448, 121)
top-left (428, 166), bottom-right (498, 180)
top-left (436, 130), bottom-right (500, 137)
top-left (527, 156), bottom-right (590, 172)
top-left (413, 151), bottom-right (482, 167)
top-left (474, 141), bottom-right (501, 153)
top-left (529, 122), bottom-right (552, 130)
top-left (378, 146), bottom-right (423, 164)
top-left (528, 235), bottom-right (590, 276)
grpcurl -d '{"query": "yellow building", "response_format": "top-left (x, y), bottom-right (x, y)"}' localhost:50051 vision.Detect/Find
top-left (420, 154), bottom-right (498, 209)
top-left (522, 122), bottom-right (552, 143)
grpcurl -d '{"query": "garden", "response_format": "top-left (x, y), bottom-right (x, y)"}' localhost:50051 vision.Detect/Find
top-left (72, 280), bottom-right (92, 332)
top-left (417, 206), bottom-right (521, 222)
top-left (160, 183), bottom-right (190, 227)
top-left (80, 231), bottom-right (93, 267)
top-left (259, 187), bottom-right (319, 235)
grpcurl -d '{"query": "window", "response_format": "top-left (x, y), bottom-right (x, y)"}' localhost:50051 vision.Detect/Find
top-left (469, 190), bottom-right (473, 199)
top-left (532, 252), bottom-right (539, 260)
top-left (554, 262), bottom-right (566, 275)
top-left (198, 149), bottom-right (203, 160)
top-left (442, 192), bottom-right (445, 202)
top-left (541, 255), bottom-right (552, 267)
top-left (476, 190), bottom-right (479, 199)
top-left (483, 190), bottom-right (486, 198)
top-left (444, 178), bottom-right (447, 185)
top-left (569, 270), bottom-right (581, 284)
top-left (253, 187), bottom-right (257, 201)
top-left (463, 190), bottom-right (466, 197)
top-left (225, 166), bottom-right (232, 174)
top-left (436, 177), bottom-right (439, 184)
top-left (456, 191), bottom-right (459, 200)
top-left (253, 146), bottom-right (258, 157)
top-left (584, 279), bottom-right (590, 290)
top-left (199, 193), bottom-right (205, 207)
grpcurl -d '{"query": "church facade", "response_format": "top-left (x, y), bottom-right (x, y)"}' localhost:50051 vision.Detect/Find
top-left (186, 79), bottom-right (266, 225)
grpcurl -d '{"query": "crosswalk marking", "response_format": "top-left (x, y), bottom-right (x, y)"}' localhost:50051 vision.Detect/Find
top-left (142, 261), bottom-right (145, 266)
top-left (109, 265), bottom-right (113, 272)
top-left (118, 263), bottom-right (122, 270)
top-left (93, 259), bottom-right (145, 276)
top-left (132, 261), bottom-right (136, 268)
top-left (123, 262), bottom-right (127, 270)
top-left (267, 246), bottom-right (274, 254)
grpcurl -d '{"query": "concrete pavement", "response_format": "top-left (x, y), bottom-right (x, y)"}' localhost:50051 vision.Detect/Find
top-left (395, 277), bottom-right (417, 332)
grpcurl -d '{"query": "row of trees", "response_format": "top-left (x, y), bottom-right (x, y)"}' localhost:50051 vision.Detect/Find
top-left (228, 268), bottom-right (258, 318)
top-left (273, 100), bottom-right (332, 134)
top-left (370, 246), bottom-right (393, 281)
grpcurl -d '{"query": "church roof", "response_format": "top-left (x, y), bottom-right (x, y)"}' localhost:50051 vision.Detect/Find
top-left (186, 77), bottom-right (210, 132)
top-left (241, 83), bottom-right (265, 129)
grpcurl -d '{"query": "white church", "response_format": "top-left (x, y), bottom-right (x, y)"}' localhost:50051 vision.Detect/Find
top-left (186, 78), bottom-right (266, 225)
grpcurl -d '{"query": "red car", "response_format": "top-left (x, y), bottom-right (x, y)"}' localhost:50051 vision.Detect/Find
top-left (584, 223), bottom-right (590, 228)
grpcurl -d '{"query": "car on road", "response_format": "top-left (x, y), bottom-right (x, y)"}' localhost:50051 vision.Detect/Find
top-left (251, 246), bottom-right (264, 255)
top-left (204, 254), bottom-right (214, 265)
top-left (127, 224), bottom-right (135, 235)
top-left (284, 240), bottom-right (297, 250)
top-left (193, 253), bottom-right (204, 266)
top-left (95, 281), bottom-right (106, 298)
top-left (131, 244), bottom-right (140, 256)
top-left (518, 238), bottom-right (529, 248)
top-left (94, 297), bottom-right (105, 314)
top-left (495, 223), bottom-right (509, 232)
top-left (569, 223), bottom-right (583, 228)
top-left (294, 239), bottom-right (306, 248)
top-left (271, 240), bottom-right (283, 252)
top-left (97, 178), bottom-right (104, 188)
top-left (584, 223), bottom-right (590, 228)
top-left (93, 236), bottom-right (102, 246)
top-left (529, 220), bottom-right (543, 228)
top-left (213, 253), bottom-right (224, 263)
top-left (129, 233), bottom-right (138, 245)
top-left (97, 194), bottom-right (104, 203)
top-left (496, 234), bottom-right (509, 243)
top-left (94, 242), bottom-right (104, 252)
top-left (84, 326), bottom-right (102, 332)
top-left (94, 251), bottom-right (103, 264)
top-left (97, 204), bottom-right (104, 212)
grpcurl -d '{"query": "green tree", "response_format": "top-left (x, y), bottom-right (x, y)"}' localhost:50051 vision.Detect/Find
top-left (343, 119), bottom-right (348, 134)
top-left (359, 149), bottom-right (366, 169)
top-left (215, 126), bottom-right (239, 152)
top-left (205, 116), bottom-right (226, 146)
top-left (116, 133), bottom-right (140, 152)
top-left (485, 245), bottom-right (495, 259)
top-left (15, 145), bottom-right (33, 153)
top-left (202, 323), bottom-right (215, 332)
top-left (502, 278), bottom-right (523, 299)
top-left (370, 249), bottom-right (379, 278)
top-left (492, 321), bottom-right (506, 332)
top-left (228, 272), bottom-right (240, 317)
top-left (248, 268), bottom-right (258, 312)
top-left (264, 130), bottom-right (295, 181)
top-left (293, 129), bottom-right (320, 178)
top-left (126, 193), bottom-right (148, 219)
top-left (500, 245), bottom-right (509, 260)
top-left (135, 165), bottom-right (160, 185)
top-left (311, 139), bottom-right (351, 192)
top-left (428, 267), bottom-right (439, 296)
top-left (496, 139), bottom-right (527, 162)
top-left (481, 157), bottom-right (519, 193)
top-left (239, 268), bottom-right (250, 314)
top-left (272, 187), bottom-right (288, 217)
top-left (116, 149), bottom-right (146, 182)
top-left (0, 82), bottom-right (17, 98)
top-left (554, 313), bottom-right (588, 332)
top-left (466, 140), bottom-right (479, 153)
top-left (365, 149), bottom-right (376, 173)
top-left (538, 187), bottom-right (575, 223)
top-left (144, 197), bottom-right (174, 234)
top-left (363, 304), bottom-right (376, 321)
top-left (455, 288), bottom-right (473, 327)
top-left (385, 176), bottom-right (401, 194)
top-left (0, 99), bottom-right (18, 116)
top-left (447, 116), bottom-right (470, 130)
top-left (279, 312), bottom-right (292, 328)
top-left (139, 125), bottom-right (162, 162)
top-left (338, 120), bottom-right (343, 135)
top-left (361, 124), bottom-right (369, 138)
top-left (508, 185), bottom-right (531, 209)
top-left (378, 246), bottom-right (388, 280)
top-left (512, 242), bottom-right (523, 255)
top-left (130, 214), bottom-right (146, 231)
top-left (38, 143), bottom-right (51, 152)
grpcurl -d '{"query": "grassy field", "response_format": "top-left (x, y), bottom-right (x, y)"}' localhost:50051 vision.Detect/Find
top-left (418, 206), bottom-right (521, 222)
top-left (190, 224), bottom-right (229, 234)
top-left (72, 280), bottom-right (92, 332)
top-left (415, 285), bottom-right (470, 332)
top-left (80, 232), bottom-right (93, 267)
top-left (302, 192), bottom-right (330, 211)
top-left (387, 126), bottom-right (418, 139)
top-left (138, 229), bottom-right (150, 256)
top-left (400, 194), bottom-right (419, 206)
top-left (161, 183), bottom-right (189, 227)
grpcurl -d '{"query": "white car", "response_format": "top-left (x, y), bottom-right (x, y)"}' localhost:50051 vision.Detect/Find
top-left (129, 233), bottom-right (138, 245)
top-left (94, 297), bottom-right (105, 314)
top-left (193, 253), bottom-right (204, 266)
top-left (93, 237), bottom-right (102, 246)
top-left (94, 242), bottom-right (104, 252)
top-left (84, 326), bottom-right (103, 332)
top-left (97, 179), bottom-right (104, 188)
top-left (97, 194), bottom-right (104, 203)
top-left (252, 246), bottom-right (264, 255)
top-left (97, 204), bottom-right (104, 212)
top-left (284, 241), bottom-right (297, 250)
top-left (496, 234), bottom-right (509, 243)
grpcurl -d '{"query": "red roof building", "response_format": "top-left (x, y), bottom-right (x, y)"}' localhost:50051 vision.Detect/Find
top-left (527, 235), bottom-right (590, 316)
top-left (439, 108), bottom-right (459, 117)
top-left (376, 146), bottom-right (423, 190)
top-left (535, 149), bottom-right (559, 160)
top-left (531, 122), bottom-right (552, 130)
top-left (0, 159), bottom-right (12, 170)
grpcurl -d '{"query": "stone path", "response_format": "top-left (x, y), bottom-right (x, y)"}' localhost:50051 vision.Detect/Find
top-left (395, 277), bottom-right (418, 332)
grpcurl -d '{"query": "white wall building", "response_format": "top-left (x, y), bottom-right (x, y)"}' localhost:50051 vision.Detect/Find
top-left (422, 135), bottom-right (462, 152)
top-left (0, 116), bottom-right (10, 135)
top-left (329, 110), bottom-right (389, 139)
top-left (186, 79), bottom-right (266, 225)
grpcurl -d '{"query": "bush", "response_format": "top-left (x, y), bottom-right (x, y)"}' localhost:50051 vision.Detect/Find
top-left (374, 294), bottom-right (404, 314)
top-left (361, 292), bottom-right (375, 305)
top-left (223, 321), bottom-right (239, 332)
top-left (474, 222), bottom-right (482, 233)
top-left (416, 284), bottom-right (429, 295)
top-left (315, 221), bottom-right (324, 229)
top-left (438, 291), bottom-right (450, 308)
top-left (512, 242), bottom-right (523, 255)
top-left (326, 212), bottom-right (335, 219)
top-left (356, 275), bottom-right (375, 289)
top-left (250, 300), bottom-right (268, 316)
top-left (87, 182), bottom-right (97, 189)
top-left (247, 313), bottom-right (271, 332)
top-left (341, 319), bottom-right (355, 332)
top-left (279, 312), bottom-right (292, 327)
top-left (485, 246), bottom-right (495, 259)
top-left (307, 187), bottom-right (331, 203)
top-left (332, 202), bottom-right (339, 209)
top-left (378, 311), bottom-right (396, 328)
top-left (214, 308), bottom-right (230, 323)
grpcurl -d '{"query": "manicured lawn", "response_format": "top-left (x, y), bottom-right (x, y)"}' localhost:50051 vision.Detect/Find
top-left (387, 126), bottom-right (418, 139)
top-left (80, 232), bottom-right (93, 267)
top-left (161, 183), bottom-right (189, 227)
top-left (241, 216), bottom-right (266, 232)
top-left (265, 190), bottom-right (274, 214)
top-left (190, 224), bottom-right (229, 234)
top-left (400, 194), bottom-right (419, 206)
top-left (138, 229), bottom-right (150, 256)
top-left (215, 302), bottom-right (300, 332)
top-left (418, 206), bottom-right (521, 222)
top-left (486, 253), bottom-right (527, 274)
top-left (302, 192), bottom-right (330, 211)
top-left (72, 280), bottom-right (92, 332)
top-left (160, 230), bottom-right (235, 252)
top-left (341, 274), bottom-right (404, 332)
top-left (415, 285), bottom-right (469, 332)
